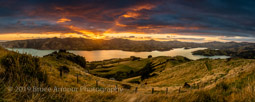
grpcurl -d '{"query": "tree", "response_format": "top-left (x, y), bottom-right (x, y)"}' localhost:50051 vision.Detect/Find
top-left (130, 56), bottom-right (140, 61)
top-left (141, 62), bottom-right (153, 81)
top-left (59, 49), bottom-right (67, 53)
top-left (114, 71), bottom-right (128, 81)
top-left (129, 70), bottom-right (134, 76)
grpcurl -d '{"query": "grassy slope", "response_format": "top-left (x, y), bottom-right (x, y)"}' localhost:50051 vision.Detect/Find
top-left (146, 58), bottom-right (252, 87)
top-left (89, 56), bottom-right (255, 102)
top-left (90, 56), bottom-right (190, 81)
top-left (127, 58), bottom-right (255, 102)
top-left (1, 46), bottom-right (255, 102)
top-left (41, 56), bottom-right (126, 88)
top-left (90, 59), bottom-right (149, 75)
top-left (0, 47), bottom-right (133, 101)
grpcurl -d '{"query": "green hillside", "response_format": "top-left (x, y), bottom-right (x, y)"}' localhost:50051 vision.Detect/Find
top-left (1, 46), bottom-right (255, 102)
top-left (89, 56), bottom-right (190, 81)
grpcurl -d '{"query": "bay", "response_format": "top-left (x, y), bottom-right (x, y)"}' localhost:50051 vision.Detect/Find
top-left (7, 48), bottom-right (230, 61)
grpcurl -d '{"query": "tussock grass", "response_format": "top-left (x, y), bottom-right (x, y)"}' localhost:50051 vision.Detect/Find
top-left (0, 52), bottom-right (50, 101)
top-left (1, 53), bottom-right (47, 84)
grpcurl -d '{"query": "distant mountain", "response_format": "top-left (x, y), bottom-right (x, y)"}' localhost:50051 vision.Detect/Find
top-left (0, 40), bottom-right (8, 42)
top-left (1, 38), bottom-right (255, 52)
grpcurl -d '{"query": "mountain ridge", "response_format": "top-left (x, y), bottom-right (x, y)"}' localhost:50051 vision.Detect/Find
top-left (1, 38), bottom-right (255, 52)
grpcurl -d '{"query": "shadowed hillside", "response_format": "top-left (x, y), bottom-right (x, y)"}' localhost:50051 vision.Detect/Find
top-left (2, 38), bottom-right (255, 52)
top-left (193, 49), bottom-right (255, 59)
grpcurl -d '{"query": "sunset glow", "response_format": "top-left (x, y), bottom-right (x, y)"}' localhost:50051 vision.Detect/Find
top-left (57, 18), bottom-right (71, 23)
top-left (0, 0), bottom-right (255, 42)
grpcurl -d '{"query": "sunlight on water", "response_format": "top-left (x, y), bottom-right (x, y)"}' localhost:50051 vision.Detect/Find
top-left (7, 48), bottom-right (230, 61)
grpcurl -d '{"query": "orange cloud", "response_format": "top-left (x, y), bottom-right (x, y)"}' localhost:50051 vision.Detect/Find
top-left (68, 25), bottom-right (94, 35)
top-left (57, 18), bottom-right (71, 23)
top-left (122, 12), bottom-right (141, 18)
top-left (121, 4), bottom-right (155, 19)
top-left (115, 21), bottom-right (127, 27)
top-left (68, 25), bottom-right (105, 39)
top-left (132, 4), bottom-right (155, 11)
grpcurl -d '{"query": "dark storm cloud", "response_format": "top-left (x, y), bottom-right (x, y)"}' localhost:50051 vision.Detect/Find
top-left (0, 20), bottom-right (78, 34)
top-left (0, 0), bottom-right (162, 34)
top-left (114, 0), bottom-right (255, 37)
top-left (0, 0), bottom-right (255, 38)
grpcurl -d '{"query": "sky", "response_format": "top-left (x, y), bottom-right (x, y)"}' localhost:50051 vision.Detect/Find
top-left (0, 0), bottom-right (255, 42)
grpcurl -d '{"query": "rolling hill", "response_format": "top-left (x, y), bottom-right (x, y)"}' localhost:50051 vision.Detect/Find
top-left (1, 46), bottom-right (255, 101)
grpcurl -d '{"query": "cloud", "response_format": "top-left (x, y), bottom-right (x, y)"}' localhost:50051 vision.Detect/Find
top-left (220, 36), bottom-right (255, 42)
top-left (0, 17), bottom-right (77, 34)
top-left (57, 18), bottom-right (71, 23)
top-left (1, 0), bottom-right (255, 41)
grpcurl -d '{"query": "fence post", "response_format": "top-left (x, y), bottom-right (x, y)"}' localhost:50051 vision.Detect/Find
top-left (166, 88), bottom-right (168, 94)
top-left (76, 74), bottom-right (79, 84)
top-left (60, 69), bottom-right (62, 78)
top-left (116, 84), bottom-right (118, 92)
top-left (152, 88), bottom-right (154, 94)
top-left (179, 87), bottom-right (181, 93)
top-left (96, 80), bottom-right (98, 87)
top-left (135, 87), bottom-right (138, 93)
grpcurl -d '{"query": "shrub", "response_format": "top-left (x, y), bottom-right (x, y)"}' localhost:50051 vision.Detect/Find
top-left (183, 82), bottom-right (191, 88)
top-left (66, 55), bottom-right (86, 68)
top-left (130, 56), bottom-right (140, 61)
top-left (140, 62), bottom-right (154, 81)
top-left (59, 49), bottom-right (67, 53)
top-left (44, 50), bottom-right (87, 68)
top-left (216, 81), bottom-right (229, 91)
top-left (58, 66), bottom-right (70, 73)
top-left (121, 84), bottom-right (131, 89)
top-left (1, 53), bottom-right (47, 85)
top-left (114, 71), bottom-right (128, 81)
